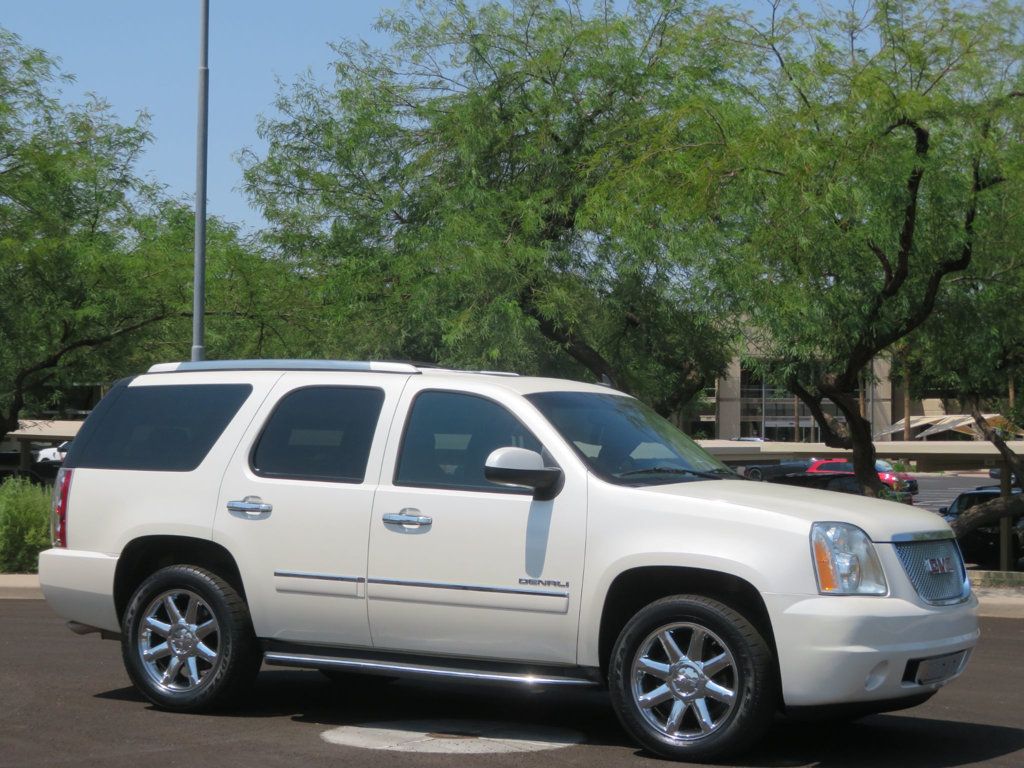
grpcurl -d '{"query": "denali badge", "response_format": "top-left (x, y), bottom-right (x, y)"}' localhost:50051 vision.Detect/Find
top-left (924, 556), bottom-right (954, 575)
top-left (520, 578), bottom-right (569, 588)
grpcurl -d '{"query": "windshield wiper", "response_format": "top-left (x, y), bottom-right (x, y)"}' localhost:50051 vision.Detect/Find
top-left (617, 466), bottom-right (729, 480)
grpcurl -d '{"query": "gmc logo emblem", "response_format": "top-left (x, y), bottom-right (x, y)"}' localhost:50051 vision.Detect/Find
top-left (924, 556), bottom-right (954, 575)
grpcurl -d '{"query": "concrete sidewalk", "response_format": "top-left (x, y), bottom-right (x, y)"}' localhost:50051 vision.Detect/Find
top-left (0, 574), bottom-right (44, 600)
top-left (3, 573), bottom-right (1023, 618)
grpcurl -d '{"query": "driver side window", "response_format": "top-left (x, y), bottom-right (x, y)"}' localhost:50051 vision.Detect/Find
top-left (395, 390), bottom-right (542, 493)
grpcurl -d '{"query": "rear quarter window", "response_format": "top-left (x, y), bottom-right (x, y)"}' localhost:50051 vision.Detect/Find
top-left (66, 383), bottom-right (252, 472)
top-left (250, 386), bottom-right (385, 483)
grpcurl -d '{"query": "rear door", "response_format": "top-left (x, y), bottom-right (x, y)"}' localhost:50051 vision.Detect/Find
top-left (214, 371), bottom-right (408, 646)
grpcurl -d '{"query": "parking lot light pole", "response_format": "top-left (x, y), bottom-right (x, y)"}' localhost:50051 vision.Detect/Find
top-left (191, 0), bottom-right (210, 362)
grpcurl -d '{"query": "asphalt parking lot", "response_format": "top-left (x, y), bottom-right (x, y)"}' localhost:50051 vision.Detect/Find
top-left (1, 599), bottom-right (1022, 768)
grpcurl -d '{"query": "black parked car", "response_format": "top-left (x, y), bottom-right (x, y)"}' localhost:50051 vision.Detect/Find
top-left (743, 459), bottom-right (812, 481)
top-left (768, 471), bottom-right (862, 494)
top-left (768, 471), bottom-right (914, 504)
top-left (941, 486), bottom-right (1023, 570)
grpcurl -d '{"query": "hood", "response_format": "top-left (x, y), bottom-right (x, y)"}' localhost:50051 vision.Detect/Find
top-left (633, 479), bottom-right (950, 543)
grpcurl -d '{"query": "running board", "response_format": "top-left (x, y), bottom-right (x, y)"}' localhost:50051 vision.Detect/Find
top-left (263, 651), bottom-right (600, 687)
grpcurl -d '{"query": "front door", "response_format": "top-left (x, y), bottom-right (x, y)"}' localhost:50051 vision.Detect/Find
top-left (367, 385), bottom-right (587, 664)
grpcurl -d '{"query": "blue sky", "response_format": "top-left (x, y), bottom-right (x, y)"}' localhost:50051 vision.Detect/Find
top-left (4, 1), bottom-right (775, 232)
top-left (3, 1), bottom-right (403, 231)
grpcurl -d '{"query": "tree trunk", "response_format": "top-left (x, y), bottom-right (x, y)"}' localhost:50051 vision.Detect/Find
top-left (830, 392), bottom-right (885, 496)
top-left (0, 409), bottom-right (19, 444)
top-left (966, 395), bottom-right (1024, 488)
top-left (949, 493), bottom-right (1024, 538)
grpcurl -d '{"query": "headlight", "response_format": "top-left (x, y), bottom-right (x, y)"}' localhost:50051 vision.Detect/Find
top-left (810, 522), bottom-right (887, 595)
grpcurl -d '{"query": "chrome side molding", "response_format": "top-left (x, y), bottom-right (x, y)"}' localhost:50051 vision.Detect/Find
top-left (263, 651), bottom-right (599, 687)
top-left (273, 570), bottom-right (365, 583)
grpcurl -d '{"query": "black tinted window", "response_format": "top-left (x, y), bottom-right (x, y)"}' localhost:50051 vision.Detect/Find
top-left (68, 384), bottom-right (251, 471)
top-left (396, 391), bottom-right (540, 492)
top-left (252, 386), bottom-right (384, 483)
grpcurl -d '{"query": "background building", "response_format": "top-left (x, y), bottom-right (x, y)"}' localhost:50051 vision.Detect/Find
top-left (694, 356), bottom-right (977, 442)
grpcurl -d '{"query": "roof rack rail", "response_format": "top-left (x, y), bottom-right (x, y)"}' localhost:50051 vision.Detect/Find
top-left (148, 360), bottom-right (420, 375)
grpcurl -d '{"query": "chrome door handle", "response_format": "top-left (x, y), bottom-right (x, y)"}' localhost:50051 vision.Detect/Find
top-left (226, 496), bottom-right (273, 516)
top-left (382, 509), bottom-right (432, 527)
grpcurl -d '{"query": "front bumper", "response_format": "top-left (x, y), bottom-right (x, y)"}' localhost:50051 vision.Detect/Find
top-left (38, 548), bottom-right (120, 633)
top-left (765, 591), bottom-right (979, 708)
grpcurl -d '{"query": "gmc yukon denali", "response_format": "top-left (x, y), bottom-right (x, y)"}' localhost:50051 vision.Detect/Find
top-left (39, 360), bottom-right (979, 761)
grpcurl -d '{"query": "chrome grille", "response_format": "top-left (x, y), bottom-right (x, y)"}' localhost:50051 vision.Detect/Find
top-left (893, 539), bottom-right (968, 604)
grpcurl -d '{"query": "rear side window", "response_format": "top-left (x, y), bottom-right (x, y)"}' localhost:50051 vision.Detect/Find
top-left (68, 384), bottom-right (252, 471)
top-left (251, 386), bottom-right (384, 483)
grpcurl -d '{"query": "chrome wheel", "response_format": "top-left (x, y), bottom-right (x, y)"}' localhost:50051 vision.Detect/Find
top-left (138, 589), bottom-right (221, 693)
top-left (630, 622), bottom-right (738, 741)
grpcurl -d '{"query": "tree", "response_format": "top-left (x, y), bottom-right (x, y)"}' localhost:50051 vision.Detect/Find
top-left (909, 185), bottom-right (1024, 537)
top-left (0, 29), bottom-right (312, 439)
top-left (706, 0), bottom-right (1024, 492)
top-left (0, 30), bottom-right (177, 437)
top-left (243, 0), bottom-right (748, 414)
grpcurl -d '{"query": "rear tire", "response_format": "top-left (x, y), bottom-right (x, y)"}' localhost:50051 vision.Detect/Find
top-left (608, 595), bottom-right (776, 762)
top-left (745, 468), bottom-right (763, 481)
top-left (121, 565), bottom-right (260, 711)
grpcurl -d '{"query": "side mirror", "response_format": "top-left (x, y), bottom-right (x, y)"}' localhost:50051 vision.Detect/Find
top-left (484, 447), bottom-right (562, 501)
top-left (938, 506), bottom-right (949, 515)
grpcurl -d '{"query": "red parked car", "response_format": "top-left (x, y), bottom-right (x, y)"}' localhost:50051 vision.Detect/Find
top-left (806, 458), bottom-right (918, 495)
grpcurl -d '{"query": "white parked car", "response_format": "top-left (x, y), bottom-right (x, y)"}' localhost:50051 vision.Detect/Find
top-left (35, 440), bottom-right (70, 464)
top-left (39, 360), bottom-right (978, 761)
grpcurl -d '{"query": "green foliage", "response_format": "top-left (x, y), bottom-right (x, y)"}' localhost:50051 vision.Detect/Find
top-left (2, 0), bottom-right (1023, 452)
top-left (0, 478), bottom-right (51, 573)
top-left (716, 0), bottom-right (1023, 389)
top-left (0, 29), bottom-right (316, 436)
top-left (243, 0), bottom-right (746, 412)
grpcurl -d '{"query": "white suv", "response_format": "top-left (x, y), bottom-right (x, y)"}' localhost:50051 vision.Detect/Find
top-left (39, 360), bottom-right (978, 761)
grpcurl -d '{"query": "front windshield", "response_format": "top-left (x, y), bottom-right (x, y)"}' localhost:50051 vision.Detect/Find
top-left (526, 391), bottom-right (735, 485)
top-left (875, 460), bottom-right (894, 472)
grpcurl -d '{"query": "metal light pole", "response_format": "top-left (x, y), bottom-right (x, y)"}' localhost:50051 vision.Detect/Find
top-left (191, 0), bottom-right (210, 361)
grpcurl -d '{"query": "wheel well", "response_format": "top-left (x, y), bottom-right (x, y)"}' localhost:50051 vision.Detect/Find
top-left (113, 536), bottom-right (245, 622)
top-left (598, 566), bottom-right (777, 676)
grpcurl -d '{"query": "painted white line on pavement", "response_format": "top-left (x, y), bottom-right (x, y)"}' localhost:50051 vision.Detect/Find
top-left (320, 719), bottom-right (584, 754)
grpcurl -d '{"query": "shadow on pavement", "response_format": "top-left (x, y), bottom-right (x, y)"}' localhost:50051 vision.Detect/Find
top-left (96, 669), bottom-right (1024, 766)
top-left (730, 715), bottom-right (1024, 768)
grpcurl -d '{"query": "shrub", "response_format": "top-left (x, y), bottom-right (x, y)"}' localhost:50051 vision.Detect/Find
top-left (0, 478), bottom-right (51, 573)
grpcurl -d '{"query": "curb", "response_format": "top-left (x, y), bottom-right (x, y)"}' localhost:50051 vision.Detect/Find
top-left (0, 574), bottom-right (43, 600)
top-left (969, 570), bottom-right (1024, 589)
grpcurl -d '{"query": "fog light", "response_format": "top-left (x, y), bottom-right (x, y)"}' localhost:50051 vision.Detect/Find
top-left (865, 661), bottom-right (888, 691)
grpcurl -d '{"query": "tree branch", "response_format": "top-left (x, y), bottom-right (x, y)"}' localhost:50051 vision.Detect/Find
top-left (2, 313), bottom-right (172, 439)
top-left (519, 292), bottom-right (625, 392)
top-left (787, 376), bottom-right (851, 448)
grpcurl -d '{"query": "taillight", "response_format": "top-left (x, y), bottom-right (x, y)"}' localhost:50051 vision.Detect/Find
top-left (51, 467), bottom-right (73, 548)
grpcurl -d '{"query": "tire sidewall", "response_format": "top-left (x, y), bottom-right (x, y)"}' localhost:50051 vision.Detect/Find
top-left (122, 565), bottom-right (252, 711)
top-left (609, 595), bottom-right (774, 761)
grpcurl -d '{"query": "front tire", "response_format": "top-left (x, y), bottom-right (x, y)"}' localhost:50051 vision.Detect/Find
top-left (608, 595), bottom-right (777, 762)
top-left (121, 565), bottom-right (260, 711)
